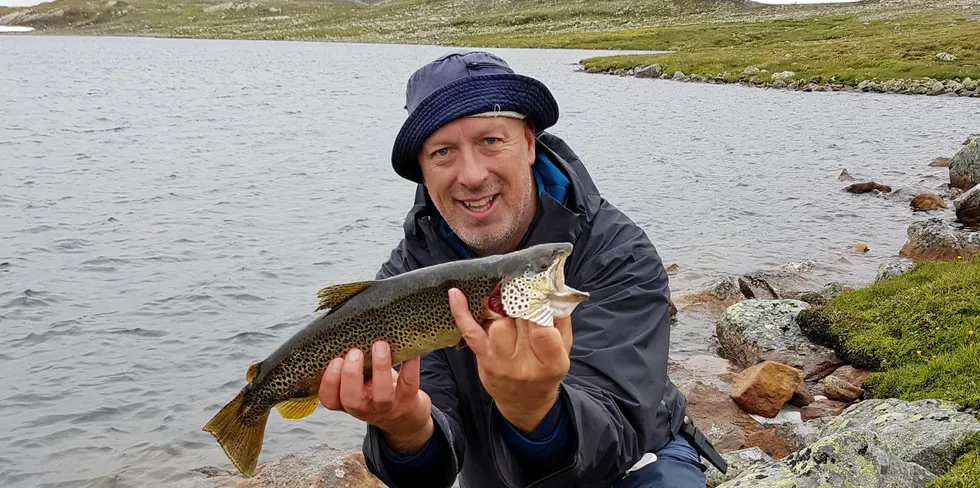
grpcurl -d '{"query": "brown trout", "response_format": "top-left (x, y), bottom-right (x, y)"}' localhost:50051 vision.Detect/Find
top-left (203, 241), bottom-right (589, 477)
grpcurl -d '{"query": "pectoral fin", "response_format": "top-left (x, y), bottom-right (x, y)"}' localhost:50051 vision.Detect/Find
top-left (521, 301), bottom-right (555, 328)
top-left (315, 281), bottom-right (372, 311)
top-left (274, 396), bottom-right (320, 420)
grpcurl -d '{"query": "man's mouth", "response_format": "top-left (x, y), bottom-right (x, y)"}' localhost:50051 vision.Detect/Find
top-left (458, 194), bottom-right (497, 216)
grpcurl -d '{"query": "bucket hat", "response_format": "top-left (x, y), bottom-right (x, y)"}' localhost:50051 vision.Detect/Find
top-left (391, 50), bottom-right (560, 184)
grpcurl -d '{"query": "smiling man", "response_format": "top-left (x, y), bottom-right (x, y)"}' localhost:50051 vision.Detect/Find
top-left (317, 50), bottom-right (720, 488)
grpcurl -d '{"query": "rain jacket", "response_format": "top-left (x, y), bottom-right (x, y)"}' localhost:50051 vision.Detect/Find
top-left (361, 131), bottom-right (689, 488)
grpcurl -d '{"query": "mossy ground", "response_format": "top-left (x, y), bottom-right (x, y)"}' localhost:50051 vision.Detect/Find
top-left (797, 256), bottom-right (980, 486)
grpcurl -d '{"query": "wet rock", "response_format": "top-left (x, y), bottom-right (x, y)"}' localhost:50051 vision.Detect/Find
top-left (801, 398), bottom-right (848, 421)
top-left (669, 299), bottom-right (677, 318)
top-left (953, 184), bottom-right (980, 225)
top-left (729, 361), bottom-right (805, 418)
top-left (899, 217), bottom-right (980, 261)
top-left (848, 242), bottom-right (869, 253)
top-left (911, 193), bottom-right (948, 211)
top-left (820, 398), bottom-right (980, 476)
top-left (948, 138), bottom-right (980, 190)
top-left (874, 260), bottom-right (913, 282)
top-left (929, 157), bottom-right (951, 167)
top-left (634, 64), bottom-right (662, 79)
top-left (668, 355), bottom-right (740, 393)
top-left (838, 169), bottom-right (855, 181)
top-left (716, 299), bottom-right (843, 381)
top-left (705, 447), bottom-right (772, 488)
top-left (672, 261), bottom-right (830, 314)
top-left (675, 380), bottom-right (799, 459)
top-left (828, 365), bottom-right (871, 389)
top-left (195, 445), bottom-right (383, 488)
top-left (824, 375), bottom-right (864, 402)
top-left (846, 181), bottom-right (893, 194)
top-left (965, 134), bottom-right (980, 145)
top-left (715, 428), bottom-right (937, 487)
top-left (790, 282), bottom-right (851, 307)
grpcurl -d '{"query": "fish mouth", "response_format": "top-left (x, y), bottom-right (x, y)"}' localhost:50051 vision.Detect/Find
top-left (546, 249), bottom-right (589, 316)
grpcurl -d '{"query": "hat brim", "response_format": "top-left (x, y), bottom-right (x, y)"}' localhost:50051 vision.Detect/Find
top-left (391, 73), bottom-right (559, 184)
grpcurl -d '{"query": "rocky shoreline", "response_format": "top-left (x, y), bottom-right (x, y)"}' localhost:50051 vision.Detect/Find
top-left (588, 63), bottom-right (980, 98)
top-left (183, 135), bottom-right (980, 487)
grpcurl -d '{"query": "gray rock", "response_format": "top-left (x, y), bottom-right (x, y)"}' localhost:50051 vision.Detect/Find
top-left (716, 428), bottom-right (936, 488)
top-left (953, 184), bottom-right (980, 225)
top-left (187, 445), bottom-right (383, 488)
top-left (634, 64), bottom-right (662, 79)
top-left (705, 447), bottom-right (772, 487)
top-left (936, 52), bottom-right (957, 62)
top-left (820, 398), bottom-right (980, 476)
top-left (744, 66), bottom-right (760, 75)
top-left (716, 299), bottom-right (842, 381)
top-left (964, 78), bottom-right (978, 91)
top-left (949, 138), bottom-right (980, 190)
top-left (672, 71), bottom-right (687, 81)
top-left (794, 417), bottom-right (831, 447)
top-left (874, 260), bottom-right (914, 282)
top-left (771, 70), bottom-right (795, 81)
top-left (771, 80), bottom-right (786, 88)
top-left (929, 82), bottom-right (946, 95)
top-left (899, 217), bottom-right (980, 261)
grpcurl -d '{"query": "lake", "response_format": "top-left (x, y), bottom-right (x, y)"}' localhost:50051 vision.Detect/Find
top-left (1, 35), bottom-right (978, 487)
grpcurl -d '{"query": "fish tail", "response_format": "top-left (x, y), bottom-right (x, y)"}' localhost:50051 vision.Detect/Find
top-left (202, 388), bottom-right (269, 478)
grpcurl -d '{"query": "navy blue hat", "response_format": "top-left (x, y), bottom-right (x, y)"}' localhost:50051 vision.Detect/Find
top-left (391, 50), bottom-right (560, 184)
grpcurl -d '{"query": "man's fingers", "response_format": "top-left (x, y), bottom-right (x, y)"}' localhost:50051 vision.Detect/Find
top-left (555, 316), bottom-right (573, 354)
top-left (370, 341), bottom-right (395, 412)
top-left (528, 325), bottom-right (570, 375)
top-left (319, 358), bottom-right (344, 410)
top-left (338, 348), bottom-right (366, 412)
top-left (394, 355), bottom-right (421, 402)
top-left (448, 288), bottom-right (489, 357)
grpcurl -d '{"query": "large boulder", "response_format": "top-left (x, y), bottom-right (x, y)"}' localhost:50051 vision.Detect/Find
top-left (899, 218), bottom-right (980, 261)
top-left (948, 137), bottom-right (980, 190)
top-left (953, 184), bottom-right (980, 225)
top-left (715, 428), bottom-right (937, 487)
top-left (185, 445), bottom-right (384, 488)
top-left (729, 361), bottom-right (805, 418)
top-left (819, 398), bottom-right (980, 476)
top-left (716, 299), bottom-right (843, 381)
top-left (705, 447), bottom-right (772, 488)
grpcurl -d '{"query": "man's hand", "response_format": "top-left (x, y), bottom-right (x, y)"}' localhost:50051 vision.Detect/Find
top-left (319, 341), bottom-right (434, 455)
top-left (448, 287), bottom-right (573, 433)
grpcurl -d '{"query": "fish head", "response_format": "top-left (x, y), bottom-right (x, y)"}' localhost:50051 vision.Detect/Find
top-left (494, 242), bottom-right (590, 327)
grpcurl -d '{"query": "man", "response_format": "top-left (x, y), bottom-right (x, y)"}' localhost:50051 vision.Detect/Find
top-left (317, 50), bottom-right (713, 487)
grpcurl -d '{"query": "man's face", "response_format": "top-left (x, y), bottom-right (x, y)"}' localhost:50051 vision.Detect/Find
top-left (418, 115), bottom-right (537, 256)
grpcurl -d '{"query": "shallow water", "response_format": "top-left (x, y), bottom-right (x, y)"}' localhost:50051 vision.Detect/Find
top-left (1, 35), bottom-right (978, 487)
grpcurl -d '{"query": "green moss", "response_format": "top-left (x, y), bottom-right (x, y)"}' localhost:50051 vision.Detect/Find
top-left (927, 449), bottom-right (980, 488)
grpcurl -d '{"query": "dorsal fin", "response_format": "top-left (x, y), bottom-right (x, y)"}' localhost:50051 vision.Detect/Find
top-left (315, 281), bottom-right (372, 311)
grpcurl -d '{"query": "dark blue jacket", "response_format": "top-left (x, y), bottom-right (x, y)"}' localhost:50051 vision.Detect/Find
top-left (361, 131), bottom-right (688, 488)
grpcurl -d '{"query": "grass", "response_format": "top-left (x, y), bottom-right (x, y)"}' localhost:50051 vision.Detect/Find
top-left (795, 256), bottom-right (980, 486)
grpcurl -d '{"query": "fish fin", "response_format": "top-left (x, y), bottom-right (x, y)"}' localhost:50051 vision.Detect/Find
top-left (202, 388), bottom-right (269, 478)
top-left (246, 363), bottom-right (260, 383)
top-left (315, 281), bottom-right (371, 312)
top-left (522, 301), bottom-right (555, 328)
top-left (274, 396), bottom-right (320, 420)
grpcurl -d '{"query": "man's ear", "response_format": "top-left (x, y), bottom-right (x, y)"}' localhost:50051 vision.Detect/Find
top-left (524, 120), bottom-right (536, 166)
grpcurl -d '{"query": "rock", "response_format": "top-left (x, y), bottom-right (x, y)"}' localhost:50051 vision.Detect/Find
top-left (965, 135), bottom-right (980, 145)
top-left (964, 80), bottom-right (979, 91)
top-left (899, 217), bottom-right (980, 261)
top-left (848, 242), bottom-right (869, 253)
top-left (705, 447), bottom-right (772, 488)
top-left (672, 71), bottom-right (687, 80)
top-left (824, 375), bottom-right (865, 402)
top-left (948, 137), bottom-right (980, 190)
top-left (827, 365), bottom-right (871, 389)
top-left (716, 299), bottom-right (843, 381)
top-left (668, 355), bottom-right (740, 393)
top-left (790, 282), bottom-right (851, 307)
top-left (744, 66), bottom-right (760, 75)
top-left (770, 71), bottom-right (795, 81)
top-left (715, 428), bottom-right (937, 488)
top-left (930, 157), bottom-right (952, 168)
top-left (874, 260), bottom-right (913, 282)
top-left (193, 445), bottom-right (383, 488)
top-left (936, 52), bottom-right (957, 61)
top-left (801, 398), bottom-right (848, 421)
top-left (729, 361), bottom-right (805, 418)
top-left (674, 379), bottom-right (799, 459)
top-left (771, 80), bottom-right (786, 88)
top-left (672, 261), bottom-right (830, 314)
top-left (634, 64), bottom-right (662, 79)
top-left (793, 416), bottom-right (830, 447)
top-left (669, 299), bottom-right (677, 318)
top-left (788, 379), bottom-right (815, 407)
top-left (838, 169), bottom-right (855, 181)
top-left (665, 263), bottom-right (679, 274)
top-left (820, 398), bottom-right (980, 476)
top-left (910, 193), bottom-right (948, 211)
top-left (846, 181), bottom-right (892, 194)
top-left (953, 184), bottom-right (980, 225)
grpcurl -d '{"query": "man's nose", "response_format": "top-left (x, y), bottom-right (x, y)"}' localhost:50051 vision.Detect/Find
top-left (456, 146), bottom-right (489, 188)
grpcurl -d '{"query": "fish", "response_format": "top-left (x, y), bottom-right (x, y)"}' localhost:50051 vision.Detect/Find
top-left (202, 241), bottom-right (590, 477)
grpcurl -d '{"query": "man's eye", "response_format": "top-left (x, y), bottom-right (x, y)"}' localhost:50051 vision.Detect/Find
top-left (434, 148), bottom-right (449, 157)
top-left (484, 137), bottom-right (498, 145)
